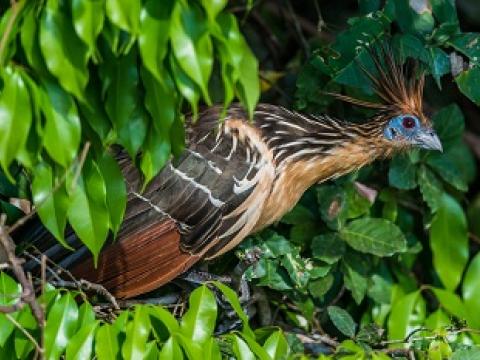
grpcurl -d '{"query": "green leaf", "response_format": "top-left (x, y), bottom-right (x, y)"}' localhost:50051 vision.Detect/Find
top-left (0, 67), bottom-right (32, 174)
top-left (281, 204), bottom-right (315, 225)
top-left (14, 307), bottom-right (37, 359)
top-left (149, 306), bottom-right (179, 341)
top-left (235, 38), bottom-right (260, 120)
top-left (158, 337), bottom-right (183, 359)
top-left (327, 306), bottom-right (357, 338)
top-left (427, 151), bottom-right (468, 191)
top-left (97, 152), bottom-right (127, 235)
top-left (95, 324), bottom-right (120, 360)
top-left (67, 159), bottom-right (110, 262)
top-left (463, 253), bottom-right (480, 329)
top-left (389, 154), bottom-right (417, 190)
top-left (170, 52), bottom-right (201, 117)
top-left (201, 0), bottom-right (227, 21)
top-left (45, 293), bottom-right (79, 360)
top-left (180, 285), bottom-right (217, 344)
top-left (452, 347), bottom-right (480, 360)
top-left (340, 218), bottom-right (407, 256)
top-left (311, 233), bottom-right (345, 264)
top-left (430, 193), bottom-right (468, 290)
top-left (387, 290), bottom-right (421, 340)
top-left (432, 104), bottom-right (465, 145)
top-left (449, 33), bottom-right (480, 59)
top-left (263, 331), bottom-right (289, 360)
top-left (66, 321), bottom-right (98, 360)
top-left (417, 166), bottom-right (443, 212)
top-left (0, 273), bottom-right (21, 346)
top-left (431, 288), bottom-right (466, 319)
top-left (122, 306), bottom-right (151, 360)
top-left (308, 273), bottom-right (334, 299)
top-left (455, 66), bottom-right (480, 105)
top-left (100, 48), bottom-right (142, 156)
top-left (40, 0), bottom-right (89, 100)
top-left (429, 47), bottom-right (450, 88)
top-left (32, 163), bottom-right (70, 247)
top-left (210, 281), bottom-right (255, 339)
top-left (41, 81), bottom-right (82, 167)
top-left (170, 1), bottom-right (213, 104)
top-left (343, 252), bottom-right (369, 304)
top-left (139, 0), bottom-right (174, 81)
top-left (72, 0), bottom-right (105, 56)
top-left (21, 7), bottom-right (49, 76)
top-left (393, 0), bottom-right (434, 35)
top-left (231, 335), bottom-right (256, 360)
top-left (106, 0), bottom-right (140, 34)
top-left (77, 302), bottom-right (96, 330)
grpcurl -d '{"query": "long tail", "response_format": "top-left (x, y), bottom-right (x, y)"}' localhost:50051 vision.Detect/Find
top-left (71, 219), bottom-right (201, 298)
top-left (15, 217), bottom-right (202, 299)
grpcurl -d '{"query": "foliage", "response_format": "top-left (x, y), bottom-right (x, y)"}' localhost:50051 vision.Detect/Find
top-left (0, 0), bottom-right (259, 260)
top-left (234, 0), bottom-right (480, 358)
top-left (1, 0), bottom-right (480, 359)
top-left (0, 274), bottom-right (292, 359)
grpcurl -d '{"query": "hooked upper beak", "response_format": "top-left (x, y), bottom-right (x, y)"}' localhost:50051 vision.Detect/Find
top-left (413, 128), bottom-right (443, 152)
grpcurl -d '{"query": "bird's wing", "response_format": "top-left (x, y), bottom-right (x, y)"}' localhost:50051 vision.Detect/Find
top-left (70, 106), bottom-right (276, 297)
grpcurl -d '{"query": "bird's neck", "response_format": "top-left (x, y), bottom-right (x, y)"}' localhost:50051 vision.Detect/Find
top-left (254, 111), bottom-right (392, 229)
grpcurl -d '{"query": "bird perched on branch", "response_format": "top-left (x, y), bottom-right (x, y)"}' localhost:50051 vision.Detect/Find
top-left (22, 48), bottom-right (442, 298)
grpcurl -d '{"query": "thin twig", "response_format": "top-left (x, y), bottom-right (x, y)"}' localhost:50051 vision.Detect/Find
top-left (0, 216), bottom-right (44, 357)
top-left (5, 313), bottom-right (42, 355)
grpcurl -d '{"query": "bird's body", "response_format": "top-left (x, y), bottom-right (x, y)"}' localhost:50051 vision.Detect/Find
top-left (21, 48), bottom-right (443, 298)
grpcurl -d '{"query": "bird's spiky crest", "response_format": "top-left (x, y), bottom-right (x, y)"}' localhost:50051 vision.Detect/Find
top-left (327, 43), bottom-right (426, 123)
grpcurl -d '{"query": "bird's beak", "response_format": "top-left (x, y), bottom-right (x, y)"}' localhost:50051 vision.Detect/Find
top-left (413, 128), bottom-right (443, 152)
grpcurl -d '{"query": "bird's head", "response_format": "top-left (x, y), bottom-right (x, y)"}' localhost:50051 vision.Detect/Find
top-left (382, 113), bottom-right (442, 152)
top-left (328, 44), bottom-right (443, 153)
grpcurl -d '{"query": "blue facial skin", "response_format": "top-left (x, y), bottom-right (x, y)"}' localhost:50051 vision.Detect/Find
top-left (383, 114), bottom-right (420, 141)
top-left (383, 114), bottom-right (443, 151)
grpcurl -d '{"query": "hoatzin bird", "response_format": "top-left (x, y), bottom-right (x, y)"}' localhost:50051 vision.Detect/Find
top-left (20, 49), bottom-right (442, 299)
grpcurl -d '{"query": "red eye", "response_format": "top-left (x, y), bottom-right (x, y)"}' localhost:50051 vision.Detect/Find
top-left (402, 116), bottom-right (416, 129)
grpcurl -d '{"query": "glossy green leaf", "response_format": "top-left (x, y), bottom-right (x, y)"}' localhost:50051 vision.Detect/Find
top-left (429, 47), bottom-right (450, 88)
top-left (149, 306), bottom-right (179, 341)
top-left (158, 337), bottom-right (183, 359)
top-left (387, 290), bottom-right (421, 340)
top-left (32, 163), bottom-right (70, 247)
top-left (311, 233), bottom-right (345, 264)
top-left (40, 0), bottom-right (89, 100)
top-left (201, 0), bottom-right (227, 21)
top-left (0, 67), bottom-right (32, 174)
top-left (180, 285), bottom-right (217, 344)
top-left (45, 292), bottom-right (79, 360)
top-left (452, 347), bottom-right (480, 360)
top-left (417, 166), bottom-right (443, 212)
top-left (14, 307), bottom-right (37, 359)
top-left (456, 66), bottom-right (480, 106)
top-left (327, 306), bottom-right (357, 338)
top-left (211, 281), bottom-right (255, 339)
top-left (463, 253), bottom-right (480, 329)
top-left (263, 331), bottom-right (289, 360)
top-left (170, 51), bottom-right (201, 117)
top-left (389, 154), bottom-right (417, 190)
top-left (235, 39), bottom-right (260, 120)
top-left (139, 0), bottom-right (174, 81)
top-left (430, 193), bottom-right (468, 290)
top-left (174, 333), bottom-right (203, 360)
top-left (342, 253), bottom-right (369, 304)
top-left (106, 0), bottom-right (140, 34)
top-left (72, 0), bottom-right (105, 56)
top-left (432, 104), bottom-right (465, 146)
top-left (231, 335), bottom-right (256, 360)
top-left (0, 273), bottom-right (21, 346)
top-left (97, 152), bottom-right (127, 235)
top-left (67, 159), bottom-right (110, 261)
top-left (95, 324), bottom-right (120, 360)
top-left (431, 288), bottom-right (466, 319)
top-left (122, 306), bottom-right (151, 360)
top-left (170, 1), bottom-right (213, 104)
top-left (66, 321), bottom-right (98, 360)
top-left (20, 7), bottom-right (49, 75)
top-left (340, 218), bottom-right (407, 257)
top-left (77, 302), bottom-right (96, 330)
top-left (41, 81), bottom-right (81, 167)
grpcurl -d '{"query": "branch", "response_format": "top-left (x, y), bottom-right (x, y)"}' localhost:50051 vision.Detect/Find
top-left (0, 215), bottom-right (44, 356)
